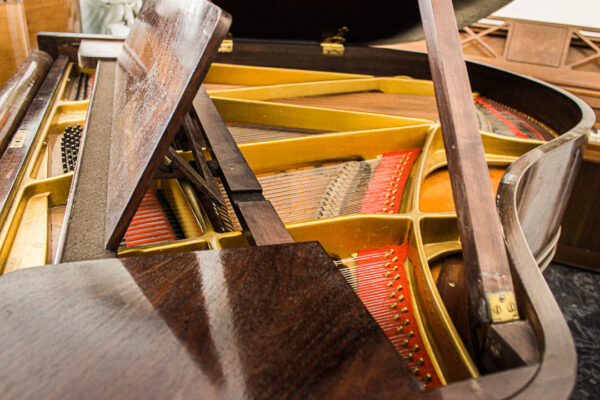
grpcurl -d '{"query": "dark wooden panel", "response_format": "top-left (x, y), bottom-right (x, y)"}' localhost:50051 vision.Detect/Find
top-left (193, 87), bottom-right (292, 245)
top-left (236, 200), bottom-right (294, 246)
top-left (193, 86), bottom-right (262, 193)
top-left (104, 0), bottom-right (231, 250)
top-left (556, 158), bottom-right (600, 270)
top-left (0, 55), bottom-right (68, 223)
top-left (0, 243), bottom-right (421, 399)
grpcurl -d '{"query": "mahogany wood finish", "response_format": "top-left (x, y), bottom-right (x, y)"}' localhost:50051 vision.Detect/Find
top-left (104, 0), bottom-right (231, 250)
top-left (417, 0), bottom-right (514, 325)
top-left (193, 87), bottom-right (293, 245)
top-left (0, 242), bottom-right (422, 399)
top-left (194, 87), bottom-right (263, 194)
top-left (0, 1), bottom-right (30, 86)
top-left (22, 0), bottom-right (81, 50)
top-left (0, 55), bottom-right (68, 223)
top-left (555, 156), bottom-right (600, 270)
top-left (1, 5), bottom-right (596, 396)
top-left (435, 255), bottom-right (474, 357)
top-left (236, 201), bottom-right (294, 246)
top-left (495, 128), bottom-right (590, 400)
top-left (0, 49), bottom-right (52, 156)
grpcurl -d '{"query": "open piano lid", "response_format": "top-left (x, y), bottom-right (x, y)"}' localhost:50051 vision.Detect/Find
top-left (104, 0), bottom-right (231, 249)
top-left (212, 0), bottom-right (511, 44)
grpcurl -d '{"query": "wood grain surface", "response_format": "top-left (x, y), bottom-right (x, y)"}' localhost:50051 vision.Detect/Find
top-left (418, 0), bottom-right (515, 325)
top-left (0, 49), bottom-right (52, 156)
top-left (0, 2), bottom-right (30, 86)
top-left (22, 0), bottom-right (81, 48)
top-left (105, 0), bottom-right (231, 250)
top-left (0, 55), bottom-right (68, 224)
top-left (0, 242), bottom-right (421, 399)
top-left (194, 87), bottom-right (293, 245)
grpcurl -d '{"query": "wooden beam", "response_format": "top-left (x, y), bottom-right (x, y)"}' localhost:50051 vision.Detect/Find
top-left (166, 147), bottom-right (224, 206)
top-left (193, 87), bottom-right (293, 246)
top-left (417, 0), bottom-right (518, 325)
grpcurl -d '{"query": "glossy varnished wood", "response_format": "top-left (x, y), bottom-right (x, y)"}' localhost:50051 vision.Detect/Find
top-left (496, 122), bottom-right (592, 398)
top-left (22, 0), bottom-right (81, 50)
top-left (0, 55), bottom-right (68, 223)
top-left (556, 157), bottom-right (600, 269)
top-left (194, 87), bottom-right (293, 245)
top-left (104, 0), bottom-right (231, 250)
top-left (418, 0), bottom-right (514, 325)
top-left (0, 242), bottom-right (421, 399)
top-left (194, 87), bottom-right (263, 193)
top-left (0, 50), bottom-right (52, 156)
top-left (0, 1), bottom-right (30, 86)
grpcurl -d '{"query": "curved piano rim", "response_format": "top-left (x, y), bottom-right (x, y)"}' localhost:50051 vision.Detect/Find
top-left (4, 34), bottom-right (594, 398)
top-left (213, 40), bottom-right (594, 399)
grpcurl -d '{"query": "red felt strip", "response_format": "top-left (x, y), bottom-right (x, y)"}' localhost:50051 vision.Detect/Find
top-left (356, 244), bottom-right (441, 387)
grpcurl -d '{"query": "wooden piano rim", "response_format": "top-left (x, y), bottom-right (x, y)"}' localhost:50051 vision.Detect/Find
top-left (10, 33), bottom-right (594, 399)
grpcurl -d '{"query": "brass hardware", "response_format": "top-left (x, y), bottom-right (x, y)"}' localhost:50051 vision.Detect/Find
top-left (488, 291), bottom-right (519, 323)
top-left (321, 27), bottom-right (348, 56)
top-left (218, 33), bottom-right (233, 53)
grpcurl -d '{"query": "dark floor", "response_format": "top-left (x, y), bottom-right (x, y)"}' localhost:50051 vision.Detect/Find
top-left (544, 263), bottom-right (600, 400)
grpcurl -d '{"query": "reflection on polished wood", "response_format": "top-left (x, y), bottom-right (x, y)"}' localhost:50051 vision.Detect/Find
top-left (0, 2), bottom-right (30, 86)
top-left (22, 0), bottom-right (81, 49)
top-left (0, 242), bottom-right (421, 399)
top-left (105, 1), bottom-right (231, 249)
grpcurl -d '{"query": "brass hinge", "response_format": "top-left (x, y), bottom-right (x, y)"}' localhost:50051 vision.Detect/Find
top-left (488, 291), bottom-right (519, 323)
top-left (321, 27), bottom-right (349, 56)
top-left (219, 33), bottom-right (233, 53)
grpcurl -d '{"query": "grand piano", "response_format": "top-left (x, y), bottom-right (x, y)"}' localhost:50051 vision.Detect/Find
top-left (0, 0), bottom-right (595, 398)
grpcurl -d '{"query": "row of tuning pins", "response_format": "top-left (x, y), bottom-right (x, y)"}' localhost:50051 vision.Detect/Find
top-left (75, 72), bottom-right (91, 101)
top-left (61, 124), bottom-right (83, 173)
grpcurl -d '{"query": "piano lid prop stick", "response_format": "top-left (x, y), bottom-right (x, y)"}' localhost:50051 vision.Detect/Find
top-left (417, 0), bottom-right (519, 326)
